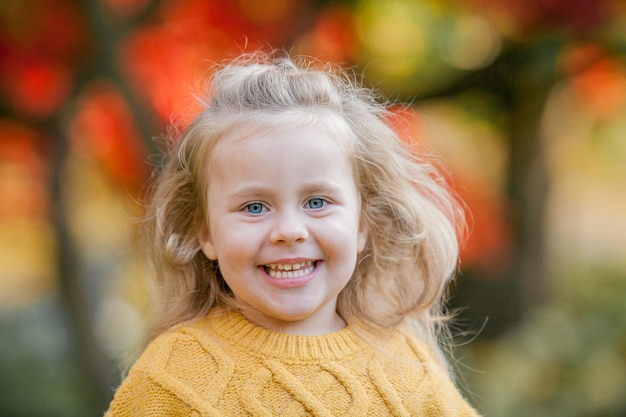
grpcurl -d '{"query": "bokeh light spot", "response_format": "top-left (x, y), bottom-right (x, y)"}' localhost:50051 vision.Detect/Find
top-left (439, 15), bottom-right (501, 70)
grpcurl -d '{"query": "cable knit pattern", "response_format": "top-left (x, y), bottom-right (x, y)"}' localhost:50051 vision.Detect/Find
top-left (105, 310), bottom-right (479, 416)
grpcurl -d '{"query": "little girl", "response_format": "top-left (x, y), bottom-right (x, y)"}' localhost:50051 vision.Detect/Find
top-left (105, 52), bottom-right (479, 416)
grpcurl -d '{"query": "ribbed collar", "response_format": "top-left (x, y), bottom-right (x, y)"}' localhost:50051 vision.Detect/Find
top-left (188, 309), bottom-right (369, 362)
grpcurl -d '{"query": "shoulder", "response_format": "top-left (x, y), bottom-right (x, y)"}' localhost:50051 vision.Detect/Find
top-left (366, 326), bottom-right (444, 385)
top-left (369, 326), bottom-right (481, 416)
top-left (369, 325), bottom-right (443, 367)
top-left (106, 317), bottom-right (236, 416)
top-left (135, 316), bottom-right (236, 385)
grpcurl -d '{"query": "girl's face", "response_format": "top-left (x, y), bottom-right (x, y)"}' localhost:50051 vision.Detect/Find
top-left (198, 124), bottom-right (368, 335)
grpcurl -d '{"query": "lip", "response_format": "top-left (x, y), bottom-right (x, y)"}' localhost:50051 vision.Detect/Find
top-left (258, 259), bottom-right (320, 289)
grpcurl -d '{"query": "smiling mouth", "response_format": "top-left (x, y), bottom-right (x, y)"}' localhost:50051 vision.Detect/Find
top-left (264, 261), bottom-right (316, 279)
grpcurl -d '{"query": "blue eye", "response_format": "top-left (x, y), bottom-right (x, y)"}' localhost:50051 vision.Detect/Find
top-left (245, 202), bottom-right (266, 214)
top-left (306, 198), bottom-right (326, 209)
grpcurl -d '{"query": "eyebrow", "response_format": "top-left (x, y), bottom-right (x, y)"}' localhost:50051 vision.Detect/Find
top-left (299, 180), bottom-right (344, 196)
top-left (226, 185), bottom-right (273, 201)
top-left (226, 180), bottom-right (344, 201)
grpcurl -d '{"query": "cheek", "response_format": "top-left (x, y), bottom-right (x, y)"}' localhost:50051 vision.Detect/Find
top-left (320, 218), bottom-right (363, 256)
top-left (212, 227), bottom-right (259, 264)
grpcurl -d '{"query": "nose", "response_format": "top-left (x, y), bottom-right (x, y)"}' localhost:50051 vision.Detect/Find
top-left (269, 209), bottom-right (309, 245)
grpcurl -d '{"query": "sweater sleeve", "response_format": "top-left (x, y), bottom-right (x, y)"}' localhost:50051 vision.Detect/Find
top-left (407, 337), bottom-right (481, 416)
top-left (104, 370), bottom-right (192, 417)
top-left (104, 334), bottom-right (194, 417)
top-left (416, 366), bottom-right (481, 417)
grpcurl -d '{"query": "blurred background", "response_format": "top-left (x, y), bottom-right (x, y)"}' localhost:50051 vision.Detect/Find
top-left (1, 0), bottom-right (625, 415)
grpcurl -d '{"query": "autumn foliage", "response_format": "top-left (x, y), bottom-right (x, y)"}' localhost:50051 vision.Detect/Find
top-left (1, 0), bottom-right (624, 284)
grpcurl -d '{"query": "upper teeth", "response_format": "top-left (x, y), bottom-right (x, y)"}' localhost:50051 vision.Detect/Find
top-left (265, 261), bottom-right (315, 279)
top-left (267, 261), bottom-right (313, 271)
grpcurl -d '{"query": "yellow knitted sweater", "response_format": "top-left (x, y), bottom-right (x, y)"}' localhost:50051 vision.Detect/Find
top-left (105, 310), bottom-right (479, 416)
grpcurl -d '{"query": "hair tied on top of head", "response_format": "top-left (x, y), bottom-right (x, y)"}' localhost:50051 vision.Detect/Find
top-left (274, 56), bottom-right (298, 71)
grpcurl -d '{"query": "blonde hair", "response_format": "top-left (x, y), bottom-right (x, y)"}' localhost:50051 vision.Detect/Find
top-left (141, 52), bottom-right (465, 369)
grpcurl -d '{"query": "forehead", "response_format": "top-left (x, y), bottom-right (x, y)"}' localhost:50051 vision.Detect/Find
top-left (205, 126), bottom-right (357, 200)
top-left (220, 109), bottom-right (353, 145)
top-left (210, 114), bottom-right (355, 171)
top-left (215, 124), bottom-right (343, 163)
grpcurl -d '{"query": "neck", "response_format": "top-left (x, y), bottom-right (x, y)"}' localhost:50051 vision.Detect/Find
top-left (237, 306), bottom-right (347, 336)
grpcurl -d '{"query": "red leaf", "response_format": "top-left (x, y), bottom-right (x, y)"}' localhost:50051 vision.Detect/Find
top-left (68, 84), bottom-right (149, 190)
top-left (8, 61), bottom-right (71, 117)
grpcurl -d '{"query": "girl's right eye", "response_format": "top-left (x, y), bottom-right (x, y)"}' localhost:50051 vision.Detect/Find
top-left (244, 202), bottom-right (267, 215)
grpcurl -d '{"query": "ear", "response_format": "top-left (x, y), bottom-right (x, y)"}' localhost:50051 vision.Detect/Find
top-left (356, 215), bottom-right (369, 254)
top-left (198, 223), bottom-right (218, 260)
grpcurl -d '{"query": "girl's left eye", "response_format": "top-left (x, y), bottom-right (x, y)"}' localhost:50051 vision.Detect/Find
top-left (306, 198), bottom-right (326, 209)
